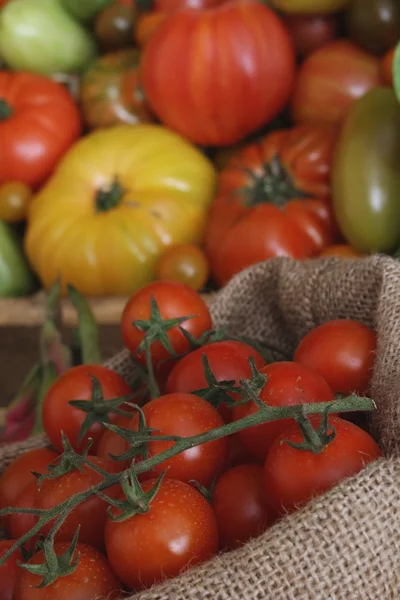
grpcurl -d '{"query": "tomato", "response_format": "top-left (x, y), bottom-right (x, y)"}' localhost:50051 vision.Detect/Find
top-left (142, 1), bottom-right (296, 146)
top-left (205, 125), bottom-right (338, 286)
top-left (212, 464), bottom-right (275, 550)
top-left (294, 319), bottom-right (376, 395)
top-left (0, 540), bottom-right (22, 600)
top-left (166, 340), bottom-right (267, 422)
top-left (0, 447), bottom-right (58, 535)
top-left (319, 244), bottom-right (365, 258)
top-left (13, 542), bottom-right (122, 600)
top-left (346, 0), bottom-right (400, 57)
top-left (155, 0), bottom-right (225, 10)
top-left (381, 46), bottom-right (395, 86)
top-left (332, 88), bottom-right (400, 253)
top-left (264, 415), bottom-right (382, 514)
top-left (269, 0), bottom-right (349, 14)
top-left (291, 40), bottom-right (381, 125)
top-left (0, 182), bottom-right (32, 223)
top-left (134, 10), bottom-right (169, 47)
top-left (156, 243), bottom-right (210, 292)
top-left (232, 361), bottom-right (335, 462)
top-left (121, 280), bottom-right (212, 371)
top-left (284, 14), bottom-right (338, 57)
top-left (95, 3), bottom-right (135, 51)
top-left (105, 478), bottom-right (219, 590)
top-left (42, 364), bottom-right (133, 454)
top-left (9, 481), bottom-right (40, 542)
top-left (96, 413), bottom-right (133, 471)
top-left (25, 124), bottom-right (217, 296)
top-left (0, 72), bottom-right (81, 189)
top-left (0, 221), bottom-right (36, 297)
top-left (134, 393), bottom-right (229, 486)
top-left (80, 50), bottom-right (154, 130)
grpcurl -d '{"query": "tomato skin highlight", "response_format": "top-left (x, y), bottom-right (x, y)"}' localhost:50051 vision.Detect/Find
top-left (105, 478), bottom-right (219, 590)
top-left (212, 464), bottom-right (275, 550)
top-left (294, 319), bottom-right (376, 396)
top-left (264, 416), bottom-right (383, 515)
top-left (13, 542), bottom-right (122, 600)
top-left (232, 361), bottom-right (335, 462)
top-left (42, 364), bottom-right (133, 454)
top-left (0, 540), bottom-right (23, 600)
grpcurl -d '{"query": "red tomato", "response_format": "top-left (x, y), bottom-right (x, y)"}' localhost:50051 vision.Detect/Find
top-left (155, 0), bottom-right (225, 10)
top-left (0, 447), bottom-right (58, 535)
top-left (34, 457), bottom-right (120, 551)
top-left (9, 481), bottom-right (40, 542)
top-left (166, 340), bottom-right (267, 422)
top-left (96, 413), bottom-right (133, 472)
top-left (42, 364), bottom-right (133, 454)
top-left (264, 415), bottom-right (382, 514)
top-left (121, 281), bottom-right (212, 373)
top-left (0, 72), bottom-right (81, 189)
top-left (135, 393), bottom-right (229, 487)
top-left (291, 40), bottom-right (382, 125)
top-left (13, 542), bottom-right (122, 600)
top-left (212, 464), bottom-right (275, 550)
top-left (284, 14), bottom-right (338, 56)
top-left (0, 540), bottom-right (22, 600)
top-left (232, 361), bottom-right (335, 462)
top-left (156, 243), bottom-right (210, 292)
top-left (142, 0), bottom-right (296, 146)
top-left (294, 319), bottom-right (377, 395)
top-left (105, 478), bottom-right (219, 590)
top-left (381, 46), bottom-right (395, 86)
top-left (205, 124), bottom-right (338, 286)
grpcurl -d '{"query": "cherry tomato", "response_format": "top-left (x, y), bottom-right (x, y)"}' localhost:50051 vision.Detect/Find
top-left (42, 364), bottom-right (133, 454)
top-left (264, 415), bottom-right (382, 514)
top-left (0, 447), bottom-right (58, 535)
top-left (105, 478), bottom-right (219, 590)
top-left (166, 340), bottom-right (267, 422)
top-left (95, 4), bottom-right (135, 51)
top-left (293, 319), bottom-right (377, 395)
top-left (284, 14), bottom-right (338, 57)
top-left (13, 542), bottom-right (122, 600)
top-left (96, 413), bottom-right (133, 472)
top-left (136, 393), bottom-right (229, 487)
top-left (212, 464), bottom-right (275, 550)
top-left (121, 281), bottom-right (212, 372)
top-left (232, 361), bottom-right (335, 462)
top-left (0, 540), bottom-right (23, 600)
top-left (9, 481), bottom-right (40, 542)
top-left (0, 182), bottom-right (32, 222)
top-left (156, 243), bottom-right (210, 292)
top-left (319, 244), bottom-right (366, 258)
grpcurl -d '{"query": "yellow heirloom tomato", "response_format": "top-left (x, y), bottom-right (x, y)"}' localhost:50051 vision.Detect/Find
top-left (25, 124), bottom-right (217, 296)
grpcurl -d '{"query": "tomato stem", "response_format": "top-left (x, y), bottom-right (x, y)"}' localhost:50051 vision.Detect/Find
top-left (95, 179), bottom-right (125, 213)
top-left (0, 99), bottom-right (13, 121)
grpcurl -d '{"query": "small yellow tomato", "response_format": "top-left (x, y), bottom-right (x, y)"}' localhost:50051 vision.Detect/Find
top-left (156, 243), bottom-right (210, 291)
top-left (0, 182), bottom-right (32, 222)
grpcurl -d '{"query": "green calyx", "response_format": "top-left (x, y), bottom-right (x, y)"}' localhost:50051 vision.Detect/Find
top-left (95, 179), bottom-right (125, 213)
top-left (192, 354), bottom-right (238, 411)
top-left (285, 407), bottom-right (337, 455)
top-left (0, 98), bottom-right (13, 121)
top-left (106, 468), bottom-right (166, 522)
top-left (237, 154), bottom-right (309, 208)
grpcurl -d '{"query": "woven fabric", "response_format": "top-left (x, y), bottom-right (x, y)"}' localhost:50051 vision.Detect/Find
top-left (1, 256), bottom-right (400, 599)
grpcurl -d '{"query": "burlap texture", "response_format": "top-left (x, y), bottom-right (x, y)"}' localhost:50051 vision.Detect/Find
top-left (1, 256), bottom-right (400, 599)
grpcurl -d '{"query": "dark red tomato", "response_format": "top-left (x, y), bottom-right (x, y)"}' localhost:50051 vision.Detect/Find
top-left (121, 281), bottom-right (212, 373)
top-left (291, 40), bottom-right (381, 125)
top-left (95, 4), bottom-right (135, 51)
top-left (284, 14), bottom-right (338, 57)
top-left (105, 478), bottom-right (219, 590)
top-left (9, 481), bottom-right (39, 542)
top-left (0, 540), bottom-right (22, 600)
top-left (232, 361), bottom-right (335, 462)
top-left (294, 319), bottom-right (377, 395)
top-left (42, 364), bottom-right (133, 454)
top-left (381, 46), bottom-right (395, 86)
top-left (166, 340), bottom-right (267, 422)
top-left (135, 393), bottom-right (229, 487)
top-left (156, 243), bottom-right (210, 292)
top-left (35, 457), bottom-right (120, 551)
top-left (142, 0), bottom-right (296, 146)
top-left (96, 413), bottom-right (133, 472)
top-left (212, 464), bottom-right (275, 550)
top-left (13, 542), bottom-right (122, 600)
top-left (264, 415), bottom-right (382, 514)
top-left (226, 434), bottom-right (255, 468)
top-left (0, 447), bottom-right (58, 536)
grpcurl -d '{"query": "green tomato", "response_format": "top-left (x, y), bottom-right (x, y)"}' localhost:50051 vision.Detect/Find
top-left (0, 221), bottom-right (36, 297)
top-left (0, 0), bottom-right (97, 75)
top-left (332, 87), bottom-right (400, 253)
top-left (346, 0), bottom-right (400, 57)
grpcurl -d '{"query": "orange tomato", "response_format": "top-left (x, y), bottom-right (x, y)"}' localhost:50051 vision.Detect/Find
top-left (156, 243), bottom-right (210, 291)
top-left (134, 11), bottom-right (169, 47)
top-left (319, 244), bottom-right (366, 259)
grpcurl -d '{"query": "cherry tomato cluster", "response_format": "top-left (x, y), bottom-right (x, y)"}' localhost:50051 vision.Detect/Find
top-left (0, 281), bottom-right (382, 599)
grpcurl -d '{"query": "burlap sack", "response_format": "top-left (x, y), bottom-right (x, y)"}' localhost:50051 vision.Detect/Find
top-left (1, 256), bottom-right (400, 599)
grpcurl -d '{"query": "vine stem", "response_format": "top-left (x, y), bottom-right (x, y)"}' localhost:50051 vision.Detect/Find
top-left (0, 393), bottom-right (375, 567)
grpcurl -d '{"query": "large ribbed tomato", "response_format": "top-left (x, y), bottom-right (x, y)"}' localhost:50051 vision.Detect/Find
top-left (142, 0), bottom-right (296, 146)
top-left (0, 72), bottom-right (81, 189)
top-left (205, 124), bottom-right (338, 286)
